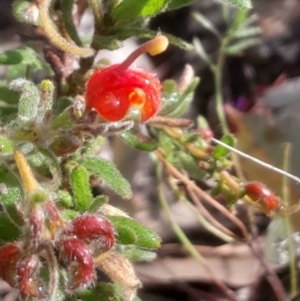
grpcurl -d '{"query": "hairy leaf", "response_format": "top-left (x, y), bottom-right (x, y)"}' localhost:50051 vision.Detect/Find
top-left (70, 165), bottom-right (93, 212)
top-left (121, 246), bottom-right (157, 261)
top-left (0, 50), bottom-right (23, 65)
top-left (81, 157), bottom-right (132, 199)
top-left (167, 0), bottom-right (198, 11)
top-left (0, 213), bottom-right (20, 242)
top-left (119, 131), bottom-right (158, 151)
top-left (226, 0), bottom-right (252, 9)
top-left (213, 134), bottom-right (236, 159)
top-left (10, 78), bottom-right (40, 122)
top-left (0, 165), bottom-right (23, 224)
top-left (0, 135), bottom-right (13, 156)
top-left (112, 0), bottom-right (168, 20)
top-left (168, 77), bottom-right (199, 117)
top-left (108, 216), bottom-right (161, 249)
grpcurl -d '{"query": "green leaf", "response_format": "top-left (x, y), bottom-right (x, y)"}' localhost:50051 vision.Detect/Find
top-left (6, 47), bottom-right (52, 81)
top-left (10, 78), bottom-right (40, 122)
top-left (0, 135), bottom-right (14, 156)
top-left (0, 107), bottom-right (18, 121)
top-left (159, 80), bottom-right (180, 116)
top-left (112, 0), bottom-right (169, 21)
top-left (110, 219), bottom-right (136, 245)
top-left (121, 245), bottom-right (157, 261)
top-left (197, 115), bottom-right (210, 129)
top-left (0, 86), bottom-right (20, 104)
top-left (167, 77), bottom-right (199, 117)
top-left (226, 0), bottom-right (252, 10)
top-left (26, 151), bottom-right (52, 178)
top-left (167, 0), bottom-right (197, 11)
top-left (158, 131), bottom-right (178, 163)
top-left (81, 157), bottom-right (132, 199)
top-left (179, 152), bottom-right (207, 180)
top-left (70, 165), bottom-right (93, 212)
top-left (0, 50), bottom-right (23, 65)
top-left (108, 216), bottom-right (161, 249)
top-left (76, 283), bottom-right (125, 301)
top-left (13, 0), bottom-right (38, 25)
top-left (61, 0), bottom-right (82, 46)
top-left (51, 106), bottom-right (75, 130)
top-left (7, 64), bottom-right (28, 82)
top-left (231, 8), bottom-right (249, 28)
top-left (58, 190), bottom-right (73, 208)
top-left (38, 80), bottom-right (54, 120)
top-left (193, 12), bottom-right (220, 39)
top-left (193, 37), bottom-right (212, 66)
top-left (165, 33), bottom-right (193, 50)
top-left (224, 38), bottom-right (260, 55)
top-left (233, 26), bottom-right (261, 39)
top-left (0, 213), bottom-right (20, 242)
top-left (89, 195), bottom-right (109, 213)
top-left (0, 165), bottom-right (23, 224)
top-left (93, 36), bottom-right (121, 51)
top-left (119, 131), bottom-right (158, 151)
top-left (60, 209), bottom-right (79, 221)
top-left (213, 134), bottom-right (236, 159)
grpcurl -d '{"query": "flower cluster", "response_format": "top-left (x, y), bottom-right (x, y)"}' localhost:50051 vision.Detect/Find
top-left (0, 198), bottom-right (115, 298)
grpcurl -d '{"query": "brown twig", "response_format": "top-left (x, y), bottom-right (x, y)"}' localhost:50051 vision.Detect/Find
top-left (155, 148), bottom-right (249, 240)
top-left (247, 238), bottom-right (287, 301)
top-left (187, 185), bottom-right (240, 240)
top-left (37, 0), bottom-right (94, 57)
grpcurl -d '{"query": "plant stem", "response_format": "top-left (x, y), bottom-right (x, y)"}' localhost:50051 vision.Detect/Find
top-left (42, 241), bottom-right (59, 301)
top-left (38, 0), bottom-right (94, 57)
top-left (282, 143), bottom-right (297, 297)
top-left (168, 178), bottom-right (235, 243)
top-left (248, 240), bottom-right (287, 301)
top-left (155, 148), bottom-right (249, 240)
top-left (88, 0), bottom-right (102, 27)
top-left (213, 61), bottom-right (229, 135)
top-left (156, 161), bottom-right (238, 301)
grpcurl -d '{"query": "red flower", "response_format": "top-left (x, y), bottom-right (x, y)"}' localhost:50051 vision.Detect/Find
top-left (85, 36), bottom-right (169, 122)
top-left (244, 181), bottom-right (279, 213)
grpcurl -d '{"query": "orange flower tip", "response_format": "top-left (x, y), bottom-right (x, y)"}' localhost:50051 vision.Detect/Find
top-left (146, 35), bottom-right (169, 56)
top-left (120, 35), bottom-right (169, 69)
top-left (129, 88), bottom-right (146, 108)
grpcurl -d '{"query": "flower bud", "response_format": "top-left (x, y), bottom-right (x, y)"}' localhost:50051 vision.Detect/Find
top-left (67, 215), bottom-right (115, 255)
top-left (59, 238), bottom-right (96, 292)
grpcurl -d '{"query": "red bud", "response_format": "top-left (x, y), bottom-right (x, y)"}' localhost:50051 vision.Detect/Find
top-left (67, 215), bottom-right (115, 255)
top-left (17, 255), bottom-right (46, 299)
top-left (59, 238), bottom-right (96, 292)
top-left (244, 181), bottom-right (279, 213)
top-left (0, 243), bottom-right (21, 287)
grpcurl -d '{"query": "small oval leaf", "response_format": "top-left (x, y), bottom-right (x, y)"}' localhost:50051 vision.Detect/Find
top-left (81, 157), bottom-right (132, 199)
top-left (0, 165), bottom-right (23, 224)
top-left (108, 216), bottom-right (161, 249)
top-left (213, 134), bottom-right (236, 159)
top-left (70, 165), bottom-right (93, 212)
top-left (0, 213), bottom-right (20, 242)
top-left (112, 0), bottom-right (168, 21)
top-left (119, 131), bottom-right (158, 151)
